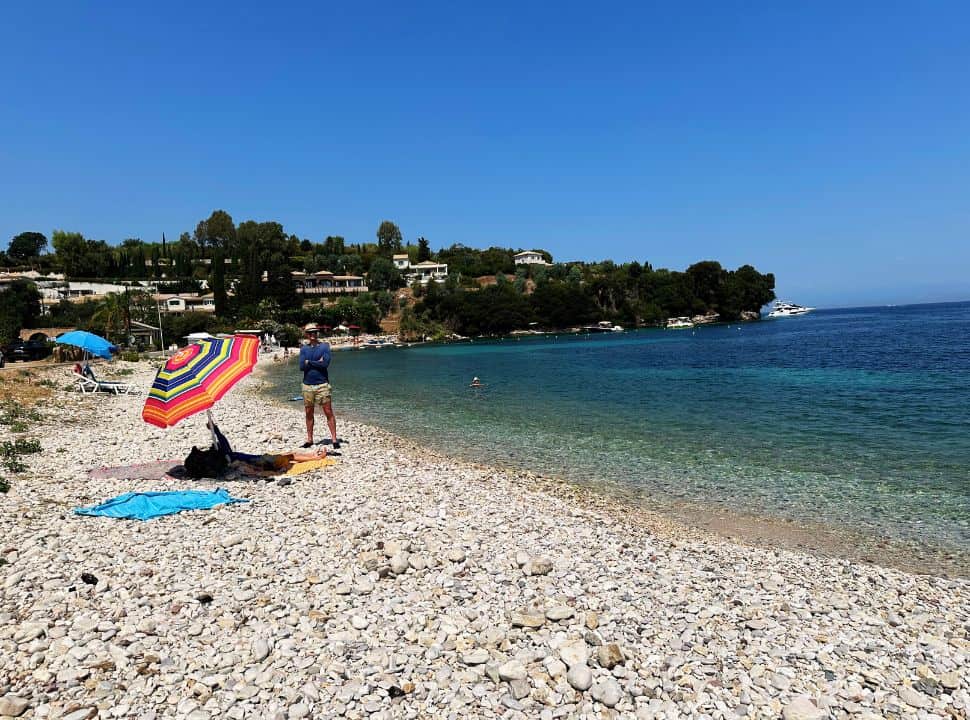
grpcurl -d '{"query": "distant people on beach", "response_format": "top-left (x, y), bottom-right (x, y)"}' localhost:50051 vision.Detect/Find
top-left (74, 363), bottom-right (96, 380)
top-left (299, 324), bottom-right (338, 449)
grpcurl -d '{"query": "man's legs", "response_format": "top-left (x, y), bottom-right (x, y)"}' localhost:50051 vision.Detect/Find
top-left (321, 400), bottom-right (338, 447)
top-left (304, 403), bottom-right (315, 446)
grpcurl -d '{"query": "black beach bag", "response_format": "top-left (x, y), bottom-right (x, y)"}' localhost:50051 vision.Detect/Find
top-left (183, 445), bottom-right (228, 479)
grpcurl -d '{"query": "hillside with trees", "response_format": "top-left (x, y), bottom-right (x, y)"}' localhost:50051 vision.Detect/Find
top-left (1, 211), bottom-right (775, 345)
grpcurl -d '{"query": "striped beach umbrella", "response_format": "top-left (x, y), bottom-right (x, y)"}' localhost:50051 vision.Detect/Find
top-left (142, 334), bottom-right (259, 428)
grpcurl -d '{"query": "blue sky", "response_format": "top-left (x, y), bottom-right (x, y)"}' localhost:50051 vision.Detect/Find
top-left (2, 1), bottom-right (968, 306)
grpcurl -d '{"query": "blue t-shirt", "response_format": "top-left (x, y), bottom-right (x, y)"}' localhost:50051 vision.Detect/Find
top-left (299, 342), bottom-right (331, 385)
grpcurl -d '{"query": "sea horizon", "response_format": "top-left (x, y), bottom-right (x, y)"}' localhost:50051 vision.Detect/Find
top-left (799, 298), bottom-right (970, 311)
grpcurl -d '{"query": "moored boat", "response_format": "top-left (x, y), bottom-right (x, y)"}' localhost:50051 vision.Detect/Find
top-left (768, 301), bottom-right (815, 318)
top-left (665, 316), bottom-right (694, 329)
top-left (582, 320), bottom-right (624, 333)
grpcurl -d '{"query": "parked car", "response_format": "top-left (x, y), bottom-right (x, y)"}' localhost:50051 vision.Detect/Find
top-left (3, 339), bottom-right (52, 362)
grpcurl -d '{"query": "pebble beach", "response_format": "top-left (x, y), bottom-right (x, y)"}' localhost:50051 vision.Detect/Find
top-left (1, 360), bottom-right (968, 720)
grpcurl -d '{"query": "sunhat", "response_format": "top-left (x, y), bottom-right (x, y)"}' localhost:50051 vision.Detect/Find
top-left (303, 323), bottom-right (319, 333)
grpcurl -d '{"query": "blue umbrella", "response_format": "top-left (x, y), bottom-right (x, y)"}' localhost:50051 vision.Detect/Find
top-left (55, 330), bottom-right (117, 360)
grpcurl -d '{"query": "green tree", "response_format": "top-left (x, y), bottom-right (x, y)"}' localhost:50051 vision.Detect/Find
top-left (367, 257), bottom-right (404, 291)
top-left (51, 230), bottom-right (87, 277)
top-left (211, 247), bottom-right (228, 317)
top-left (0, 280), bottom-right (41, 343)
top-left (352, 295), bottom-right (380, 331)
top-left (530, 281), bottom-right (596, 328)
top-left (686, 260), bottom-right (725, 311)
top-left (338, 254), bottom-right (364, 276)
top-left (372, 290), bottom-right (395, 317)
top-left (92, 292), bottom-right (129, 343)
top-left (151, 245), bottom-right (162, 279)
top-left (265, 263), bottom-right (301, 314)
top-left (195, 209), bottom-right (236, 254)
top-left (161, 311), bottom-right (220, 344)
top-left (376, 220), bottom-right (403, 256)
top-left (323, 235), bottom-right (345, 255)
top-left (7, 232), bottom-right (47, 264)
top-left (127, 289), bottom-right (158, 328)
top-left (276, 323), bottom-right (302, 348)
top-left (398, 306), bottom-right (425, 341)
top-left (532, 264), bottom-right (549, 285)
top-left (234, 220), bottom-right (294, 314)
top-left (417, 237), bottom-right (431, 262)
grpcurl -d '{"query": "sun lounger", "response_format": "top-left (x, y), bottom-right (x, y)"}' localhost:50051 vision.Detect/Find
top-left (72, 371), bottom-right (137, 395)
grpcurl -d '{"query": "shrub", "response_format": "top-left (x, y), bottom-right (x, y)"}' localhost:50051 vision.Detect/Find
top-left (0, 438), bottom-right (41, 475)
top-left (0, 402), bottom-right (42, 427)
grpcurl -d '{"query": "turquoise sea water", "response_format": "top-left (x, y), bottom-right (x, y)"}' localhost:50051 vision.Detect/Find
top-left (268, 302), bottom-right (970, 566)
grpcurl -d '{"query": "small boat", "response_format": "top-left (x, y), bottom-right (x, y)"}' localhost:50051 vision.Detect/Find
top-left (768, 301), bottom-right (815, 318)
top-left (665, 317), bottom-right (694, 329)
top-left (582, 321), bottom-right (624, 333)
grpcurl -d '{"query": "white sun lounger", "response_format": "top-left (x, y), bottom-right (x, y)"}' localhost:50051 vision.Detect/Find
top-left (72, 371), bottom-right (137, 395)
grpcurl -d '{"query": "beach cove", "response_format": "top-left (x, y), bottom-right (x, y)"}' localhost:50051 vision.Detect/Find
top-left (265, 303), bottom-right (970, 578)
top-left (0, 359), bottom-right (967, 719)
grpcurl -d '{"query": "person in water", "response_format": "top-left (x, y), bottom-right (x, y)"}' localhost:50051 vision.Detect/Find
top-left (469, 376), bottom-right (483, 388)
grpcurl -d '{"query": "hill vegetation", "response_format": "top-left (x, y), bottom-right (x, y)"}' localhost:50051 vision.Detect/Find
top-left (0, 212), bottom-right (775, 345)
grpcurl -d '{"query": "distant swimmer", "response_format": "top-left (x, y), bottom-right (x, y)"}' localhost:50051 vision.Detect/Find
top-left (469, 376), bottom-right (484, 388)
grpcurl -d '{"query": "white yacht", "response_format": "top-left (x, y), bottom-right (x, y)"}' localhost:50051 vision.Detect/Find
top-left (665, 316), bottom-right (695, 329)
top-left (582, 321), bottom-right (624, 333)
top-left (768, 301), bottom-right (815, 318)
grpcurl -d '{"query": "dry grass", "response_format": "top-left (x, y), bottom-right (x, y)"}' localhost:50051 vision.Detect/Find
top-left (0, 370), bottom-right (54, 407)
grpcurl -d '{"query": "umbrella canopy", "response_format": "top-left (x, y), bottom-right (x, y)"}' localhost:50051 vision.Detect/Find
top-left (55, 330), bottom-right (117, 360)
top-left (142, 334), bottom-right (259, 428)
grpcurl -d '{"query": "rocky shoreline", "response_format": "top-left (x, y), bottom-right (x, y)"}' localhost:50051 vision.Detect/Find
top-left (1, 360), bottom-right (967, 719)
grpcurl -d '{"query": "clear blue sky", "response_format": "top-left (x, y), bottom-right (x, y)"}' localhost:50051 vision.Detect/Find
top-left (2, 1), bottom-right (968, 306)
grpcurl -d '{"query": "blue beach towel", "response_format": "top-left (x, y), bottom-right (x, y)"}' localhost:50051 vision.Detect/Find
top-left (74, 488), bottom-right (248, 521)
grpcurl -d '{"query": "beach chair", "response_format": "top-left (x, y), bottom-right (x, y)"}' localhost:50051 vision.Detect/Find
top-left (88, 366), bottom-right (138, 394)
top-left (72, 371), bottom-right (136, 395)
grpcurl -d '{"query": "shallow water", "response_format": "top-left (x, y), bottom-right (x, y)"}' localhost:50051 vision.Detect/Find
top-left (267, 302), bottom-right (970, 569)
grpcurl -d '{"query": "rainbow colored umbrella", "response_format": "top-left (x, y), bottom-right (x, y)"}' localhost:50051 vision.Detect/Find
top-left (142, 334), bottom-right (259, 428)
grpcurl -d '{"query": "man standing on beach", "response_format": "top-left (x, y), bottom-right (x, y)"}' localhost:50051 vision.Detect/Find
top-left (298, 323), bottom-right (338, 449)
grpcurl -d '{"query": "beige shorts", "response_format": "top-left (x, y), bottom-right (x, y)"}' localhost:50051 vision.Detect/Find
top-left (301, 382), bottom-right (332, 406)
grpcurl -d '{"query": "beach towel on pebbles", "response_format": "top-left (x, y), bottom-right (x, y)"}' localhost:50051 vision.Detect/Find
top-left (285, 457), bottom-right (337, 476)
top-left (74, 488), bottom-right (248, 520)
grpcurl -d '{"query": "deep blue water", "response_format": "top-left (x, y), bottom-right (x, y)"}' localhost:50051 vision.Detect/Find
top-left (269, 302), bottom-right (970, 559)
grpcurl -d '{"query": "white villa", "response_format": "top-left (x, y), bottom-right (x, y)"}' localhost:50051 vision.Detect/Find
top-left (291, 270), bottom-right (368, 297)
top-left (156, 293), bottom-right (217, 315)
top-left (514, 250), bottom-right (550, 266)
top-left (391, 255), bottom-right (448, 285)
